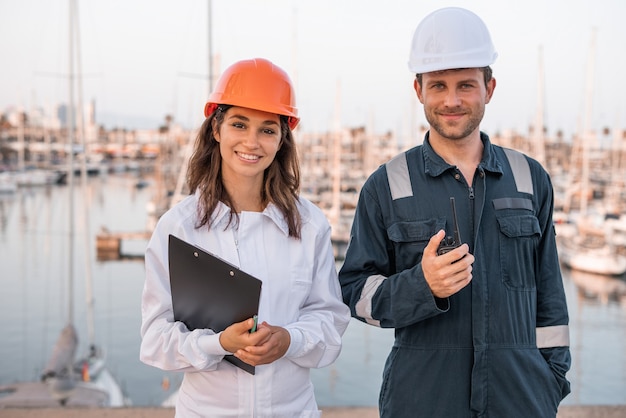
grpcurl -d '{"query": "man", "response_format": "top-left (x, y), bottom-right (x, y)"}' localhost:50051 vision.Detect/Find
top-left (339, 7), bottom-right (571, 417)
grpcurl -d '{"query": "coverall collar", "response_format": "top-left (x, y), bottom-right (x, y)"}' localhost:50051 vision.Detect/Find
top-left (422, 131), bottom-right (505, 178)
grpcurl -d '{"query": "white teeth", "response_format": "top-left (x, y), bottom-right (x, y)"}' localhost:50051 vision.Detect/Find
top-left (238, 152), bottom-right (259, 161)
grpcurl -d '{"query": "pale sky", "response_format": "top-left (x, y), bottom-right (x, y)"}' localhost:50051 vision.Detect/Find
top-left (0, 0), bottom-right (624, 141)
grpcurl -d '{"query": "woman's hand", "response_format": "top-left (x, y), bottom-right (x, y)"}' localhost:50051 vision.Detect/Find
top-left (233, 322), bottom-right (291, 366)
top-left (219, 317), bottom-right (271, 355)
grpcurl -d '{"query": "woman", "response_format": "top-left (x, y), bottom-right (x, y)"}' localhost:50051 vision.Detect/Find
top-left (140, 57), bottom-right (351, 417)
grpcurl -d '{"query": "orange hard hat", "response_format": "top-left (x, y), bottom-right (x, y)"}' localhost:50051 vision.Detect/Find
top-left (204, 58), bottom-right (299, 130)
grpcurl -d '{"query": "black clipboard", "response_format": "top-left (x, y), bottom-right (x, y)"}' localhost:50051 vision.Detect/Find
top-left (168, 234), bottom-right (262, 374)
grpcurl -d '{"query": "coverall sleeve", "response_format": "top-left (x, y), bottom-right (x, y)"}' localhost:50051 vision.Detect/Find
top-left (533, 166), bottom-right (572, 401)
top-left (339, 177), bottom-right (446, 329)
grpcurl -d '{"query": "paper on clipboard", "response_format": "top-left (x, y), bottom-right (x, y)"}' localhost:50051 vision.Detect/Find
top-left (168, 234), bottom-right (262, 374)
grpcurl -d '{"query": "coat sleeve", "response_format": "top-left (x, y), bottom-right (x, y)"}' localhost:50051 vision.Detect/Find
top-left (339, 174), bottom-right (447, 329)
top-left (533, 165), bottom-right (571, 401)
top-left (139, 214), bottom-right (229, 372)
top-left (283, 215), bottom-right (351, 369)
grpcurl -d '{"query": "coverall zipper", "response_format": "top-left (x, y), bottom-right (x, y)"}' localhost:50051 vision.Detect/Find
top-left (468, 185), bottom-right (475, 248)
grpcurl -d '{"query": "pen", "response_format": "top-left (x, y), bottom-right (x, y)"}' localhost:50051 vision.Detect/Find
top-left (250, 315), bottom-right (258, 333)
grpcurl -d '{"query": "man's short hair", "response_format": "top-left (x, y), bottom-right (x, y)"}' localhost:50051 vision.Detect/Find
top-left (415, 66), bottom-right (493, 88)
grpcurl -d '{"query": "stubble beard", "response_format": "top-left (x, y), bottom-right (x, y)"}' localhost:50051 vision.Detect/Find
top-left (425, 106), bottom-right (485, 141)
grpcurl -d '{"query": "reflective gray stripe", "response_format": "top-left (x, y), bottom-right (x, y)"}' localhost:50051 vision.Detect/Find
top-left (537, 325), bottom-right (570, 348)
top-left (503, 148), bottom-right (533, 195)
top-left (355, 274), bottom-right (386, 327)
top-left (493, 197), bottom-right (533, 211)
top-left (385, 153), bottom-right (412, 200)
top-left (386, 149), bottom-right (533, 198)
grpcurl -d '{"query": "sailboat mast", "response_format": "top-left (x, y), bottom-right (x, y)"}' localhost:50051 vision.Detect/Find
top-left (17, 111), bottom-right (25, 172)
top-left (329, 79), bottom-right (342, 229)
top-left (580, 29), bottom-right (596, 216)
top-left (73, 0), bottom-right (96, 348)
top-left (67, 0), bottom-right (76, 327)
top-left (171, 0), bottom-right (214, 208)
top-left (533, 45), bottom-right (546, 167)
top-left (207, 0), bottom-right (213, 95)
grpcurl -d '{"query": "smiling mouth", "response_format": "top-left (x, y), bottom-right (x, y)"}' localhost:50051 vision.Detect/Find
top-left (237, 152), bottom-right (260, 161)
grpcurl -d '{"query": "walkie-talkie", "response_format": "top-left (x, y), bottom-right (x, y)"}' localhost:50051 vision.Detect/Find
top-left (437, 197), bottom-right (462, 255)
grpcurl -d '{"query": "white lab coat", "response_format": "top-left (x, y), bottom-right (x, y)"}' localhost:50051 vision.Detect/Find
top-left (140, 192), bottom-right (351, 417)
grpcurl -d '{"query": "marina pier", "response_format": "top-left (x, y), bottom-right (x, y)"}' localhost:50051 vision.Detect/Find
top-left (96, 229), bottom-right (152, 261)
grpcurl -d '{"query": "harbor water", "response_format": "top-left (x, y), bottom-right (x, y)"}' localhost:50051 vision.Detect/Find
top-left (0, 173), bottom-right (625, 407)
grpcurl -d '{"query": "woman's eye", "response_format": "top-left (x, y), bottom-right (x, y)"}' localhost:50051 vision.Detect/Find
top-left (232, 122), bottom-right (245, 129)
top-left (263, 128), bottom-right (276, 135)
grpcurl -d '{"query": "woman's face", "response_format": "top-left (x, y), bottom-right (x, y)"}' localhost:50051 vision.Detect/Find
top-left (214, 106), bottom-right (282, 187)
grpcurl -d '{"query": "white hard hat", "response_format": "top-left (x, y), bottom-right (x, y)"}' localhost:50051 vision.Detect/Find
top-left (408, 7), bottom-right (498, 74)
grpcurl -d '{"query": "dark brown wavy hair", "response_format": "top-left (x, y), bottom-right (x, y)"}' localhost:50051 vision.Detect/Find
top-left (186, 105), bottom-right (302, 239)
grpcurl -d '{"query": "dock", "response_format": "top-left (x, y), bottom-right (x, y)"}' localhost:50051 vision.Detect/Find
top-left (96, 228), bottom-right (151, 261)
top-left (1, 405), bottom-right (625, 418)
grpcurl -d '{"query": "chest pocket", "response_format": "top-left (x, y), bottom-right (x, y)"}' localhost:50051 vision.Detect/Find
top-left (496, 213), bottom-right (541, 290)
top-left (385, 147), bottom-right (539, 285)
top-left (387, 218), bottom-right (445, 272)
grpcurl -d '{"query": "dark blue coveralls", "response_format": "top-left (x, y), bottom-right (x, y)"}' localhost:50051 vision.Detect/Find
top-left (339, 133), bottom-right (571, 417)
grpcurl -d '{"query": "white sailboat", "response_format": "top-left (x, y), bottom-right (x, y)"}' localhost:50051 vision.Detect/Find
top-left (0, 0), bottom-right (129, 407)
top-left (69, 0), bottom-right (128, 404)
top-left (0, 171), bottom-right (18, 194)
top-left (12, 110), bottom-right (62, 187)
top-left (556, 29), bottom-right (626, 276)
top-left (558, 226), bottom-right (626, 276)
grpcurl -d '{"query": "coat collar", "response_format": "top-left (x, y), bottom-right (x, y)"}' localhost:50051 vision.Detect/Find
top-left (208, 196), bottom-right (291, 237)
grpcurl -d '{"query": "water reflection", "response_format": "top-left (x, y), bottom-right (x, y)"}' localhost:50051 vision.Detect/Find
top-left (0, 196), bottom-right (15, 231)
top-left (563, 265), bottom-right (626, 405)
top-left (1, 177), bottom-right (626, 406)
top-left (568, 268), bottom-right (626, 307)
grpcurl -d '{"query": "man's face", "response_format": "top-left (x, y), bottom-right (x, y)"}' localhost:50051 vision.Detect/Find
top-left (414, 68), bottom-right (495, 141)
